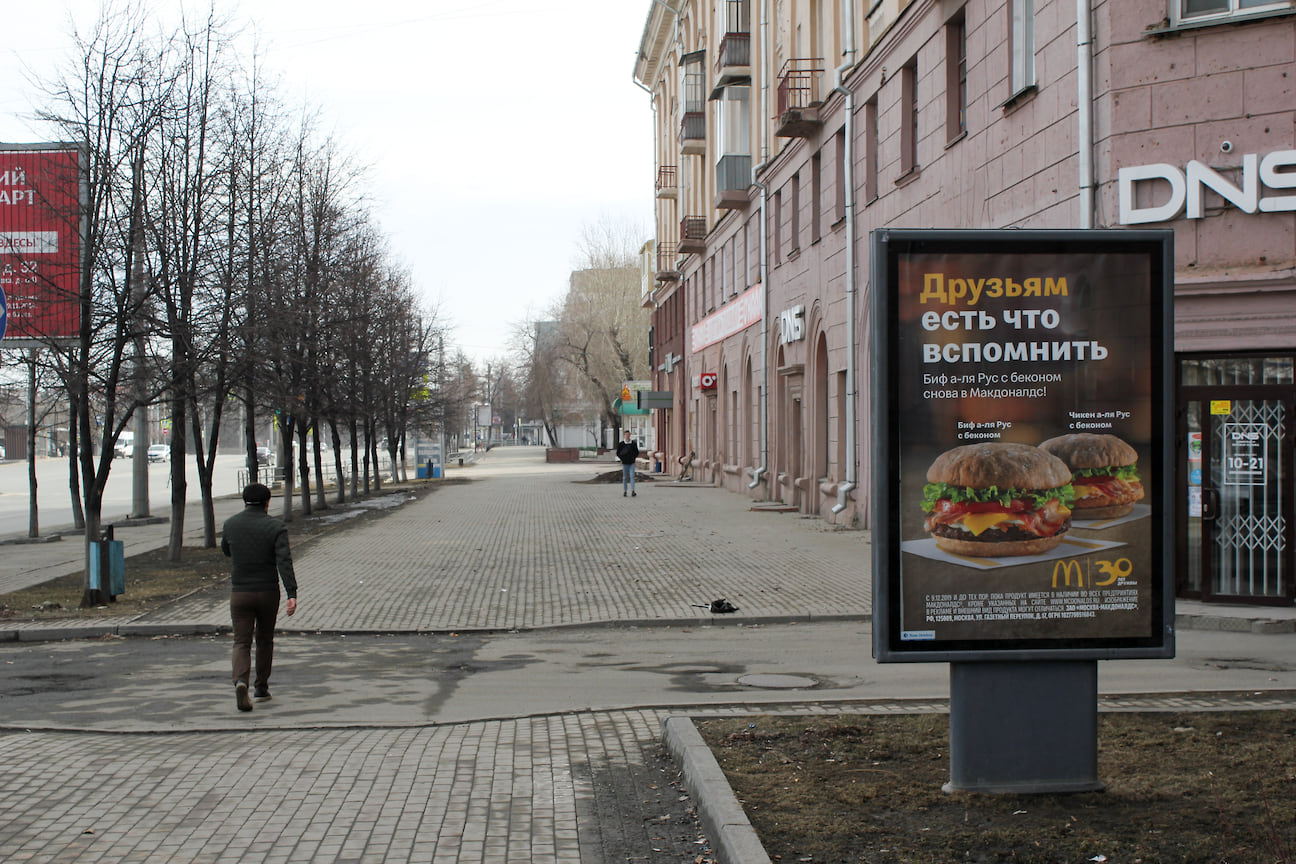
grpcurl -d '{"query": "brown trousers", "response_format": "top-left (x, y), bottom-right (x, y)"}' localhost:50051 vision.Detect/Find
top-left (231, 590), bottom-right (280, 689)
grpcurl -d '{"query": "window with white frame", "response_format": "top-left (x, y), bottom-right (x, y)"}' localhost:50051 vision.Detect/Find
top-left (1009, 0), bottom-right (1035, 97)
top-left (1174, 0), bottom-right (1291, 24)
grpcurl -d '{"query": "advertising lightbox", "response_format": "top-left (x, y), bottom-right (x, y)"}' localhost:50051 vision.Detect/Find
top-left (871, 229), bottom-right (1175, 662)
top-left (0, 145), bottom-right (82, 343)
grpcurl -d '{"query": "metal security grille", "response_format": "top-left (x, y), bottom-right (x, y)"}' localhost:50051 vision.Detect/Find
top-left (1212, 399), bottom-right (1287, 598)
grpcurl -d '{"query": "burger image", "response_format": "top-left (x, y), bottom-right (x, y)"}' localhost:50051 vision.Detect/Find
top-left (921, 442), bottom-right (1075, 557)
top-left (1039, 433), bottom-right (1145, 520)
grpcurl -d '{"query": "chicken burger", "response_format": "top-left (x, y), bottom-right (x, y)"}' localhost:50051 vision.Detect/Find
top-left (1039, 433), bottom-right (1145, 520)
top-left (921, 442), bottom-right (1075, 557)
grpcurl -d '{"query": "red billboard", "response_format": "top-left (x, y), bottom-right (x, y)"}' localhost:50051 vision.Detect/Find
top-left (0, 146), bottom-right (82, 342)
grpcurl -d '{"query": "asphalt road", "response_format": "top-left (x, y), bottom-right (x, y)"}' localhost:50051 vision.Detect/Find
top-left (3, 621), bottom-right (1295, 732)
top-left (0, 453), bottom-right (247, 537)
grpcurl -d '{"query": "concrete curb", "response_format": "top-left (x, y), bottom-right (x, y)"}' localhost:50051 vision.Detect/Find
top-left (662, 715), bottom-right (773, 864)
top-left (1175, 611), bottom-right (1296, 634)
top-left (6, 608), bottom-right (1294, 643)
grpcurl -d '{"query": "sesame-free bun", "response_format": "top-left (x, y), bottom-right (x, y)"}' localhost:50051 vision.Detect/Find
top-left (925, 442), bottom-right (1072, 490)
top-left (934, 534), bottom-right (1066, 558)
top-left (1038, 433), bottom-right (1138, 470)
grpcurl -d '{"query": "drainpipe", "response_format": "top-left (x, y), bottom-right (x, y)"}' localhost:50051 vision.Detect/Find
top-left (831, 1), bottom-right (858, 516)
top-left (749, 0), bottom-right (772, 491)
top-left (1076, 0), bottom-right (1094, 229)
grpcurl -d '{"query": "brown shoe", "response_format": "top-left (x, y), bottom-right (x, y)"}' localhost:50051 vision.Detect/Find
top-left (236, 681), bottom-right (253, 712)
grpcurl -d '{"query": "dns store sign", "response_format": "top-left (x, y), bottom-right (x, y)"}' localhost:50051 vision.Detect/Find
top-left (697, 372), bottom-right (717, 391)
top-left (1119, 149), bottom-right (1296, 224)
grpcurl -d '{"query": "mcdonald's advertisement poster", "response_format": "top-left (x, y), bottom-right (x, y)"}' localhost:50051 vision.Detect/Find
top-left (873, 230), bottom-right (1173, 660)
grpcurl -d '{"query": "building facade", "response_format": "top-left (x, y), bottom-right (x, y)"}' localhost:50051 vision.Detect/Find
top-left (635, 0), bottom-right (1296, 605)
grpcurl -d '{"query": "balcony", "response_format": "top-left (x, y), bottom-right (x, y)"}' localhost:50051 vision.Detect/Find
top-left (655, 241), bottom-right (679, 282)
top-left (679, 216), bottom-right (707, 255)
top-left (714, 1), bottom-right (751, 92)
top-left (680, 56), bottom-right (707, 156)
top-left (715, 154), bottom-right (751, 210)
top-left (776, 59), bottom-right (824, 138)
top-left (679, 111), bottom-right (705, 155)
top-left (655, 165), bottom-right (677, 200)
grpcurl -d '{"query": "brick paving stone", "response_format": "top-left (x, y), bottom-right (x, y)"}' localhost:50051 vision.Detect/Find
top-left (5, 451), bottom-right (1296, 864)
top-left (129, 452), bottom-right (871, 636)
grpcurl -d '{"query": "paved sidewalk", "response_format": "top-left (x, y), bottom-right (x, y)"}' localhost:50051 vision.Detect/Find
top-left (2, 447), bottom-right (1294, 864)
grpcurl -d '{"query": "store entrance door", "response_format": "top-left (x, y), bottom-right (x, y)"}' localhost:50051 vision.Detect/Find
top-left (1183, 392), bottom-right (1293, 605)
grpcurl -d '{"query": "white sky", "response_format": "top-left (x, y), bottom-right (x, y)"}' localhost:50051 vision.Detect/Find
top-left (0, 0), bottom-right (655, 364)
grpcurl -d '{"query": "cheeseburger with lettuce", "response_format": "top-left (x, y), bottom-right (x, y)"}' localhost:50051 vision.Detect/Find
top-left (1039, 433), bottom-right (1145, 520)
top-left (922, 442), bottom-right (1075, 557)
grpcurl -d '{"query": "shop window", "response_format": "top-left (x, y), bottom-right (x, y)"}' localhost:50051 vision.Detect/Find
top-left (1174, 0), bottom-right (1291, 25)
top-left (1181, 355), bottom-right (1295, 386)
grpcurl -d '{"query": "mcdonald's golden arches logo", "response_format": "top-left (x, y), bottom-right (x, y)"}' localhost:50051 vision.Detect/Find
top-left (1052, 558), bottom-right (1084, 588)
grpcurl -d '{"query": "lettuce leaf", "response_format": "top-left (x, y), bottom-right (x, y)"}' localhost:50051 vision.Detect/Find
top-left (1074, 464), bottom-right (1140, 481)
top-left (921, 481), bottom-right (1075, 513)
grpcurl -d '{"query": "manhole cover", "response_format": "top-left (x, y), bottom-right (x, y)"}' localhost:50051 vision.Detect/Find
top-left (737, 673), bottom-right (817, 690)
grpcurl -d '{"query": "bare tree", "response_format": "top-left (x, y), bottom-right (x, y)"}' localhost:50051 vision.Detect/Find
top-left (37, 2), bottom-right (183, 605)
top-left (546, 218), bottom-right (651, 444)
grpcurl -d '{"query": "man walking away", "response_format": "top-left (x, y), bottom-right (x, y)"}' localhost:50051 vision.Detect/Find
top-left (222, 483), bottom-right (298, 712)
top-left (616, 430), bottom-right (640, 497)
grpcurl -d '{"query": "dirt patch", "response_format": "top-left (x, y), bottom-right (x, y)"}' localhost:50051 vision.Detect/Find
top-left (0, 481), bottom-right (456, 621)
top-left (579, 469), bottom-right (656, 484)
top-left (697, 710), bottom-right (1296, 863)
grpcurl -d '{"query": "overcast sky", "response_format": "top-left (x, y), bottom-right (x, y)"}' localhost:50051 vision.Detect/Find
top-left (1, 0), bottom-right (655, 364)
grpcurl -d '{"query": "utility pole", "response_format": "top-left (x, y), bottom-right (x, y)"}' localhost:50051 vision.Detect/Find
top-left (129, 150), bottom-right (150, 518)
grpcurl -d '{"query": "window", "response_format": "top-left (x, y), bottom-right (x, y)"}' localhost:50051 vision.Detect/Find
top-left (1009, 0), bottom-right (1035, 96)
top-left (743, 218), bottom-right (752, 286)
top-left (833, 127), bottom-right (847, 222)
top-left (790, 171), bottom-right (801, 254)
top-left (863, 100), bottom-right (878, 203)
top-left (1175, 0), bottom-right (1290, 24)
top-left (773, 188), bottom-right (783, 264)
top-left (945, 12), bottom-right (967, 142)
top-left (811, 150), bottom-right (822, 242)
top-left (900, 59), bottom-right (919, 177)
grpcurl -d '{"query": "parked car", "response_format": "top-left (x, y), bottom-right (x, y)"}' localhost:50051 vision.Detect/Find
top-left (0, 444), bottom-right (6, 460)
top-left (256, 446), bottom-right (272, 465)
top-left (147, 444), bottom-right (168, 462)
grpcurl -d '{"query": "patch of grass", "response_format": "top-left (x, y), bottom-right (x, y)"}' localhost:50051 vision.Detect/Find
top-left (0, 545), bottom-right (228, 620)
top-left (698, 710), bottom-right (1296, 863)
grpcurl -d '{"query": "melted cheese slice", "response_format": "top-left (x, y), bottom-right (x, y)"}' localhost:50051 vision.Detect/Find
top-left (960, 511), bottom-right (1017, 536)
top-left (1073, 483), bottom-right (1097, 499)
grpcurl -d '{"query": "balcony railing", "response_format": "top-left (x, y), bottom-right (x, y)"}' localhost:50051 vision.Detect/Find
top-left (655, 165), bottom-right (678, 199)
top-left (776, 58), bottom-right (824, 138)
top-left (679, 216), bottom-right (707, 254)
top-left (655, 241), bottom-right (679, 280)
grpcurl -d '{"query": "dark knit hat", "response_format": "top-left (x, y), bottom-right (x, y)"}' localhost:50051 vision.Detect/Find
top-left (242, 483), bottom-right (272, 505)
